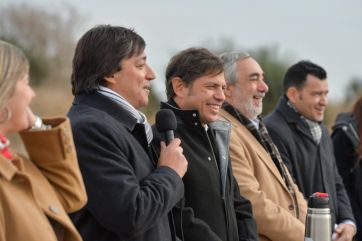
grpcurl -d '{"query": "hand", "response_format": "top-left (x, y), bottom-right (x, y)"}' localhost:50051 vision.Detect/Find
top-left (158, 138), bottom-right (188, 178)
top-left (333, 223), bottom-right (356, 241)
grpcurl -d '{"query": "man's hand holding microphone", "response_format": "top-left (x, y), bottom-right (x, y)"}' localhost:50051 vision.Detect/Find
top-left (156, 109), bottom-right (188, 178)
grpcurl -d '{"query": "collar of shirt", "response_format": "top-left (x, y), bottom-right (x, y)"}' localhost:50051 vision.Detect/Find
top-left (98, 86), bottom-right (144, 121)
top-left (287, 100), bottom-right (322, 144)
top-left (97, 86), bottom-right (153, 144)
top-left (250, 118), bottom-right (260, 129)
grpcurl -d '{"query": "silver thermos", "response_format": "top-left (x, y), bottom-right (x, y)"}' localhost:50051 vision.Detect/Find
top-left (305, 192), bottom-right (332, 241)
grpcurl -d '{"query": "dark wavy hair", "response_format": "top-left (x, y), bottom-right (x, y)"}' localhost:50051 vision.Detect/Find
top-left (71, 25), bottom-right (145, 95)
top-left (165, 47), bottom-right (224, 99)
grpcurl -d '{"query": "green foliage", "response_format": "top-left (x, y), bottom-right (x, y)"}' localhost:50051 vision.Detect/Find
top-left (0, 3), bottom-right (83, 87)
top-left (27, 52), bottom-right (49, 86)
top-left (0, 35), bottom-right (49, 86)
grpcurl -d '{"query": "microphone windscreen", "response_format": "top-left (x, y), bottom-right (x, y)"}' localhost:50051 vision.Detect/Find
top-left (155, 109), bottom-right (177, 133)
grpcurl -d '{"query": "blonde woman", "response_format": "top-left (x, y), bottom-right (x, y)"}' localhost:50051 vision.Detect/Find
top-left (0, 40), bottom-right (87, 241)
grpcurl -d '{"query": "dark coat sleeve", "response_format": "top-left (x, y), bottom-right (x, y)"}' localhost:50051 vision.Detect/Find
top-left (72, 118), bottom-right (184, 239)
top-left (232, 177), bottom-right (259, 241)
top-left (333, 163), bottom-right (355, 223)
top-left (328, 135), bottom-right (356, 224)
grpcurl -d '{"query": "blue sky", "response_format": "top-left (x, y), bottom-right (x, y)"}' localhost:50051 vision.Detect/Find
top-left (1, 0), bottom-right (361, 101)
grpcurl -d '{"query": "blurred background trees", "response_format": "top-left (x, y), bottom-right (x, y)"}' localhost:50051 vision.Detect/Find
top-left (0, 3), bottom-right (85, 153)
top-left (0, 3), bottom-right (83, 116)
top-left (208, 38), bottom-right (362, 126)
top-left (345, 76), bottom-right (362, 103)
top-left (1, 2), bottom-right (361, 131)
top-left (0, 3), bottom-right (82, 86)
top-left (0, 2), bottom-right (163, 120)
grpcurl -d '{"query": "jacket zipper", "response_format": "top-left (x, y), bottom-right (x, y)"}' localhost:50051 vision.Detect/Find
top-left (204, 129), bottom-right (230, 241)
top-left (204, 129), bottom-right (220, 174)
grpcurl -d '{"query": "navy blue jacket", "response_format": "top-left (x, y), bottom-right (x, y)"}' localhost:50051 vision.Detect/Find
top-left (265, 96), bottom-right (355, 227)
top-left (68, 93), bottom-right (184, 241)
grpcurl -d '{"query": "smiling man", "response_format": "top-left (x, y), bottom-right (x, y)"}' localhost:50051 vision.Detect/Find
top-left (219, 51), bottom-right (307, 241)
top-left (67, 25), bottom-right (188, 241)
top-left (265, 60), bottom-right (356, 241)
top-left (153, 48), bottom-right (258, 241)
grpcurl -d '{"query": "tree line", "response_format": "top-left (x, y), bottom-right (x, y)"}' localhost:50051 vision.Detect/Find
top-left (1, 2), bottom-right (361, 120)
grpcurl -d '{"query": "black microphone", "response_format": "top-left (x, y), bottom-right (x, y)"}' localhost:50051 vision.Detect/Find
top-left (155, 109), bottom-right (177, 145)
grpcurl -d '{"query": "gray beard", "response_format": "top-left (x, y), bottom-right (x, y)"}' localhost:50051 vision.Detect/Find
top-left (244, 99), bottom-right (262, 120)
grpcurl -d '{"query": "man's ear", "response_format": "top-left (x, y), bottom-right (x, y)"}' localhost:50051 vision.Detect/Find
top-left (286, 87), bottom-right (298, 104)
top-left (104, 74), bottom-right (116, 85)
top-left (172, 77), bottom-right (187, 98)
top-left (224, 84), bottom-right (233, 99)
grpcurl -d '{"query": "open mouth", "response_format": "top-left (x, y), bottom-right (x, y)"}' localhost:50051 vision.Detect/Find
top-left (208, 104), bottom-right (221, 112)
top-left (253, 93), bottom-right (265, 100)
top-left (316, 109), bottom-right (324, 114)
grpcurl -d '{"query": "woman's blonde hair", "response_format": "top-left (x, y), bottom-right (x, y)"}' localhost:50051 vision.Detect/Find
top-left (0, 40), bottom-right (29, 110)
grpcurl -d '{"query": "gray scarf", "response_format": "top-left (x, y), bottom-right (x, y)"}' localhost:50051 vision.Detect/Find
top-left (98, 86), bottom-right (153, 144)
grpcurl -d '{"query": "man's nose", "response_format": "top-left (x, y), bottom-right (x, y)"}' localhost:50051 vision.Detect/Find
top-left (215, 88), bottom-right (225, 101)
top-left (146, 64), bottom-right (156, 81)
top-left (258, 79), bottom-right (269, 93)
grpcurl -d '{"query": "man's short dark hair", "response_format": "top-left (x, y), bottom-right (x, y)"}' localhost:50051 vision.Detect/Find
top-left (165, 47), bottom-right (224, 99)
top-left (71, 25), bottom-right (145, 95)
top-left (283, 60), bottom-right (327, 94)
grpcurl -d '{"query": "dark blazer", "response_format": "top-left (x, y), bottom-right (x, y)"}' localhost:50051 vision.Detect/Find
top-left (152, 101), bottom-right (258, 241)
top-left (265, 96), bottom-right (355, 227)
top-left (68, 93), bottom-right (184, 241)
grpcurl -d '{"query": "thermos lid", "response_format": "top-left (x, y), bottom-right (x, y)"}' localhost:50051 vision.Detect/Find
top-left (308, 192), bottom-right (330, 208)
